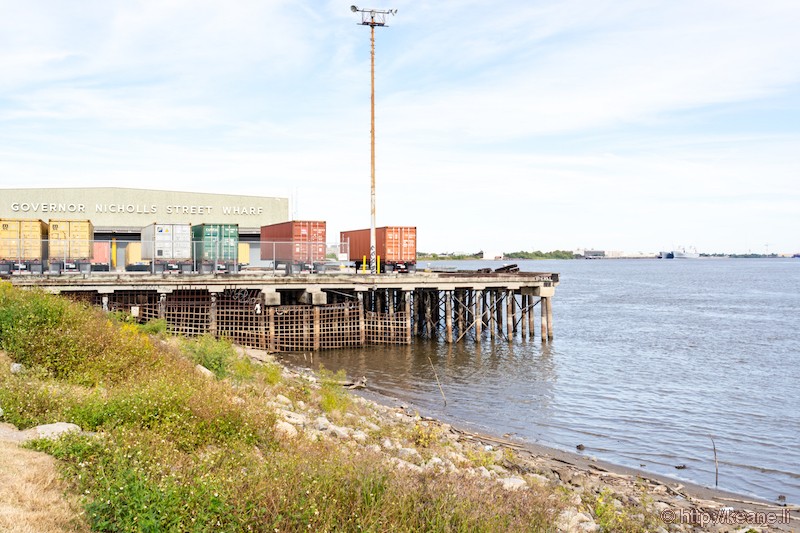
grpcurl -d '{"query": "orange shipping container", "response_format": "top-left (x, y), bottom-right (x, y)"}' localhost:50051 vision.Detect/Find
top-left (340, 226), bottom-right (417, 265)
top-left (260, 221), bottom-right (327, 263)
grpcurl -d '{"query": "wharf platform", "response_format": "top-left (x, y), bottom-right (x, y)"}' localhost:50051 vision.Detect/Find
top-left (8, 270), bottom-right (558, 352)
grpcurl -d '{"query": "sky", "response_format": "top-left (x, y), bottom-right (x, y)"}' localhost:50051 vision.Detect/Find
top-left (1, 1), bottom-right (799, 255)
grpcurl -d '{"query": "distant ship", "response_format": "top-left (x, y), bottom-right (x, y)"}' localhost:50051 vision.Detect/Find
top-left (672, 247), bottom-right (700, 259)
top-left (659, 247), bottom-right (699, 259)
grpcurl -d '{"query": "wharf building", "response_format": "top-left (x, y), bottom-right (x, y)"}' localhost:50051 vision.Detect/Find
top-left (1, 187), bottom-right (289, 267)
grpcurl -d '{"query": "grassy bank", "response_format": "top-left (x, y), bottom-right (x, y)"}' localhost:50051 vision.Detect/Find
top-left (0, 283), bottom-right (561, 532)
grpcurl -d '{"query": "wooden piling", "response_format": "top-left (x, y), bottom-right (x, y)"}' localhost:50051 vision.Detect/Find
top-left (540, 296), bottom-right (547, 342)
top-left (506, 290), bottom-right (513, 340)
top-left (209, 293), bottom-right (217, 336)
top-left (404, 291), bottom-right (412, 344)
top-left (475, 290), bottom-right (483, 340)
top-left (489, 291), bottom-right (496, 339)
top-left (495, 290), bottom-right (503, 335)
top-left (445, 291), bottom-right (453, 343)
top-left (268, 307), bottom-right (276, 351)
top-left (521, 295), bottom-right (528, 338)
top-left (358, 293), bottom-right (366, 345)
top-left (313, 306), bottom-right (321, 351)
top-left (546, 296), bottom-right (554, 341)
top-left (528, 297), bottom-right (535, 339)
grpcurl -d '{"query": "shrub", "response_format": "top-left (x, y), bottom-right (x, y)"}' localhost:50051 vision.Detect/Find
top-left (138, 318), bottom-right (168, 336)
top-left (182, 335), bottom-right (234, 379)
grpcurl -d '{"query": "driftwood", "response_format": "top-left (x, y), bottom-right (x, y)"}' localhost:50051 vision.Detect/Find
top-left (338, 376), bottom-right (367, 389)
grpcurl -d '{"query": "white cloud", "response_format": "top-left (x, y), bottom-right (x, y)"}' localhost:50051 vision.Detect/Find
top-left (0, 0), bottom-right (798, 254)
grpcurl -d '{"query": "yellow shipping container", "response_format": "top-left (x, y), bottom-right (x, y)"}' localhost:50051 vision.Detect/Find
top-left (125, 242), bottom-right (143, 265)
top-left (49, 219), bottom-right (94, 260)
top-left (238, 242), bottom-right (250, 266)
top-left (0, 219), bottom-right (48, 261)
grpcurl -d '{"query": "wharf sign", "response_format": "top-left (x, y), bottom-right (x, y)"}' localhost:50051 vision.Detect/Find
top-left (10, 203), bottom-right (266, 216)
top-left (2, 188), bottom-right (289, 230)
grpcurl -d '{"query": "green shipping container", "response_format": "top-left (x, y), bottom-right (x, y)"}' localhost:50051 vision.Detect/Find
top-left (191, 224), bottom-right (239, 262)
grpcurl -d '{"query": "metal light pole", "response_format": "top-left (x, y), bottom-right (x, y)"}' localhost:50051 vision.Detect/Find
top-left (351, 5), bottom-right (396, 274)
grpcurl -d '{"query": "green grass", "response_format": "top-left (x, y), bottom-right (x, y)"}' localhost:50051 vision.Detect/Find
top-left (0, 282), bottom-right (561, 532)
top-left (318, 366), bottom-right (352, 415)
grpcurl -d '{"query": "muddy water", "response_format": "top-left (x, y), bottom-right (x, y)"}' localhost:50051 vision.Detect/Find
top-left (278, 258), bottom-right (800, 505)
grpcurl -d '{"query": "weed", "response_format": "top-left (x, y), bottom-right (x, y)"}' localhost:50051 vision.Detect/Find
top-left (411, 422), bottom-right (440, 448)
top-left (181, 334), bottom-right (234, 379)
top-left (318, 366), bottom-right (352, 415)
top-left (138, 318), bottom-right (168, 336)
top-left (2, 285), bottom-right (564, 532)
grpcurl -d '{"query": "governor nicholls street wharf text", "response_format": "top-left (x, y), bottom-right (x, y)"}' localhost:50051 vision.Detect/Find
top-left (11, 203), bottom-right (266, 216)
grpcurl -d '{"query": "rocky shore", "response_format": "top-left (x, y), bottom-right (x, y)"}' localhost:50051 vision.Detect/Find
top-left (2, 346), bottom-right (798, 532)
top-left (255, 348), bottom-right (798, 533)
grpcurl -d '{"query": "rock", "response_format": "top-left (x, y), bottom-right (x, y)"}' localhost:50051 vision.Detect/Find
top-left (396, 447), bottom-right (422, 464)
top-left (652, 501), bottom-right (671, 513)
top-left (351, 430), bottom-right (368, 444)
top-left (275, 394), bottom-right (292, 406)
top-left (314, 416), bottom-right (330, 431)
top-left (10, 363), bottom-right (24, 374)
top-left (296, 401), bottom-right (306, 410)
top-left (22, 422), bottom-right (81, 442)
top-left (557, 510), bottom-right (598, 533)
top-left (279, 409), bottom-right (307, 427)
top-left (274, 421), bottom-right (298, 439)
top-left (526, 473), bottom-right (550, 486)
top-left (303, 428), bottom-right (327, 442)
top-left (447, 451), bottom-right (469, 465)
top-left (500, 476), bottom-right (527, 491)
top-left (488, 464), bottom-right (509, 475)
top-left (328, 425), bottom-right (351, 439)
top-left (390, 457), bottom-right (423, 473)
top-left (0, 422), bottom-right (26, 443)
top-left (195, 364), bottom-right (215, 379)
top-left (477, 466), bottom-right (492, 478)
top-left (381, 438), bottom-right (395, 450)
top-left (424, 457), bottom-right (445, 471)
top-left (362, 420), bottom-right (381, 432)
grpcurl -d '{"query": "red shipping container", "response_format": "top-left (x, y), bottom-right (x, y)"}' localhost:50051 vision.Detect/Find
top-left (91, 241), bottom-right (111, 264)
top-left (260, 221), bottom-right (327, 263)
top-left (340, 226), bottom-right (417, 265)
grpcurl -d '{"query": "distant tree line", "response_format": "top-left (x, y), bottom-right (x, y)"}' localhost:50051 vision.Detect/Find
top-left (417, 252), bottom-right (483, 260)
top-left (417, 250), bottom-right (576, 260)
top-left (504, 250), bottom-right (577, 260)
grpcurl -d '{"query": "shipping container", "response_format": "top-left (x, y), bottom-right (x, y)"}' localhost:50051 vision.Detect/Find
top-left (49, 219), bottom-right (94, 260)
top-left (0, 218), bottom-right (48, 261)
top-left (260, 221), bottom-right (327, 264)
top-left (125, 242), bottom-right (143, 265)
top-left (191, 224), bottom-right (239, 262)
top-left (141, 223), bottom-right (192, 261)
top-left (341, 226), bottom-right (417, 273)
top-left (91, 241), bottom-right (112, 268)
top-left (238, 242), bottom-right (251, 266)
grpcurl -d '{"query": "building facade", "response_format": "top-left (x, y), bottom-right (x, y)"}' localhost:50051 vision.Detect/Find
top-left (1, 187), bottom-right (289, 237)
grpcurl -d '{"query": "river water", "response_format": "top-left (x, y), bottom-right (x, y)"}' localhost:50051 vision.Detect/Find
top-left (278, 258), bottom-right (800, 505)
